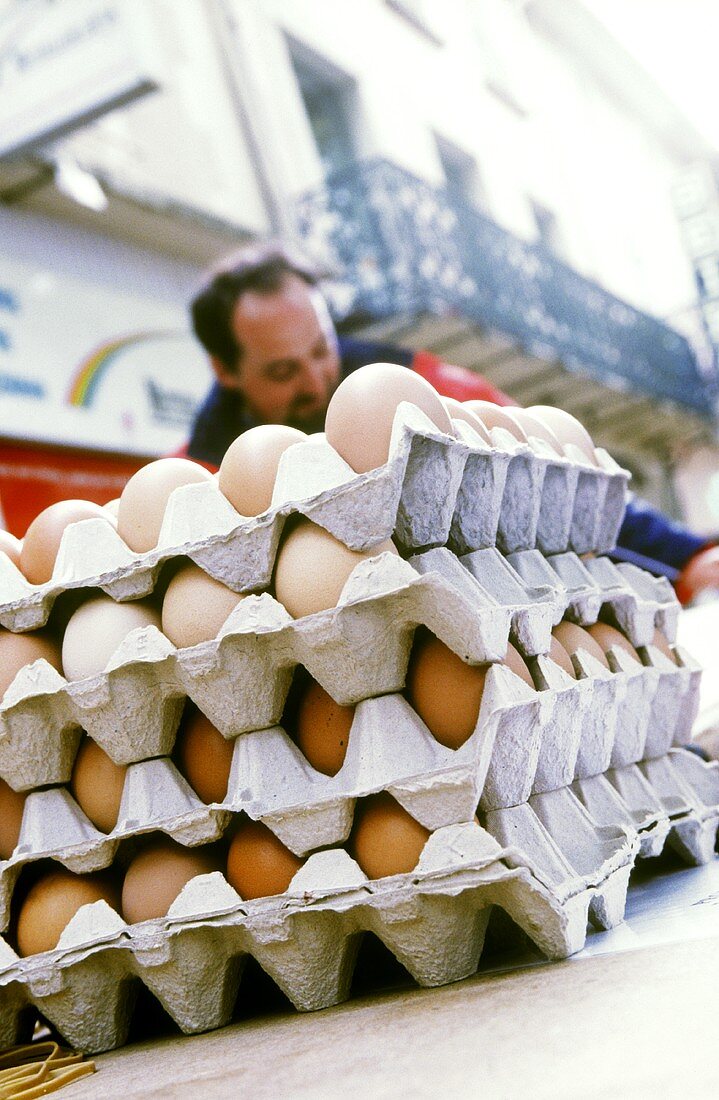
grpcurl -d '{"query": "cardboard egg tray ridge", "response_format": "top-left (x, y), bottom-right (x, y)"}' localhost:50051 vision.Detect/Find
top-left (0, 404), bottom-right (628, 633)
top-left (0, 819), bottom-right (639, 1054)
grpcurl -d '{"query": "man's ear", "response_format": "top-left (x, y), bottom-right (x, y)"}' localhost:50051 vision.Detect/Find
top-left (210, 355), bottom-right (243, 391)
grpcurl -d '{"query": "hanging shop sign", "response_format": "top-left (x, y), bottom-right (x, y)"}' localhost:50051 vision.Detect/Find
top-left (0, 0), bottom-right (159, 160)
top-left (0, 237), bottom-right (212, 457)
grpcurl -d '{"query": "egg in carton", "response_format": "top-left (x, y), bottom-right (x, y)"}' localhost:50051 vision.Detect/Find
top-left (0, 620), bottom-right (650, 930)
top-left (0, 402), bottom-right (468, 632)
top-left (0, 819), bottom-right (637, 1054)
top-left (0, 757), bottom-right (227, 933)
top-left (0, 616), bottom-right (664, 934)
top-left (0, 619), bottom-right (666, 926)
top-left (0, 548), bottom-right (562, 792)
top-left (0, 400), bottom-right (628, 635)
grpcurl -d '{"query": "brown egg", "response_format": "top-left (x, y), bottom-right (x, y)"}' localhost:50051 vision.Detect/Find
top-left (0, 531), bottom-right (22, 570)
top-left (406, 633), bottom-right (533, 749)
top-left (174, 706), bottom-right (234, 803)
top-left (546, 635), bottom-right (577, 679)
top-left (0, 778), bottom-right (26, 859)
top-left (553, 622), bottom-right (610, 669)
top-left (443, 398), bottom-right (492, 443)
top-left (226, 820), bottom-right (304, 900)
top-left (70, 737), bottom-right (127, 833)
top-left (506, 407), bottom-right (564, 455)
top-left (649, 627), bottom-right (678, 665)
top-left (587, 622), bottom-right (642, 665)
top-left (528, 406), bottom-right (598, 465)
top-left (0, 629), bottom-right (63, 699)
top-left (121, 838), bottom-right (221, 924)
top-left (62, 597), bottom-right (161, 681)
top-left (117, 458), bottom-right (213, 553)
top-left (294, 679), bottom-right (354, 776)
top-left (325, 363), bottom-right (453, 473)
top-left (161, 563), bottom-right (246, 648)
top-left (218, 425), bottom-right (307, 516)
top-left (463, 401), bottom-right (528, 443)
top-left (16, 868), bottom-right (120, 956)
top-left (20, 500), bottom-right (112, 585)
top-left (273, 520), bottom-right (398, 619)
top-left (503, 642), bottom-right (536, 690)
top-left (350, 792), bottom-right (430, 878)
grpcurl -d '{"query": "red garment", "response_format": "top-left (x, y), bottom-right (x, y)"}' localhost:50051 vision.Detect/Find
top-left (410, 350), bottom-right (517, 406)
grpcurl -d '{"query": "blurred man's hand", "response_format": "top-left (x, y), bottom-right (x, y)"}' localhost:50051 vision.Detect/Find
top-left (677, 545), bottom-right (719, 603)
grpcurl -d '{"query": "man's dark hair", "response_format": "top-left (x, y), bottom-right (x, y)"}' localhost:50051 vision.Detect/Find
top-left (190, 242), bottom-right (321, 371)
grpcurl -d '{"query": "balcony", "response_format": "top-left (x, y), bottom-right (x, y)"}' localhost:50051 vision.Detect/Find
top-left (295, 158), bottom-right (718, 458)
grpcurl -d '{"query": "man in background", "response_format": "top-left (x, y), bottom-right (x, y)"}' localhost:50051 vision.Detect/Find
top-left (187, 243), bottom-right (719, 604)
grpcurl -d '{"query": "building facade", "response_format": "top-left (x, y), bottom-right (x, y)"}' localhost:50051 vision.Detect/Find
top-left (1, 0), bottom-right (718, 526)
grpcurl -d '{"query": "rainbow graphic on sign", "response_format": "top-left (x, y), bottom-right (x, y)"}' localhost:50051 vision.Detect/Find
top-left (66, 331), bottom-right (178, 407)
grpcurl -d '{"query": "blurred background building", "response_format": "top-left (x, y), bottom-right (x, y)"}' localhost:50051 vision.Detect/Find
top-left (1, 0), bottom-right (718, 532)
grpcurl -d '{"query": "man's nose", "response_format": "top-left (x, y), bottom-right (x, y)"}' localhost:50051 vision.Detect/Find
top-left (298, 360), bottom-right (329, 402)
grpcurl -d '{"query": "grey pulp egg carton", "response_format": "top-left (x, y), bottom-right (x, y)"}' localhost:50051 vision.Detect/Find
top-left (0, 592), bottom-right (708, 1052)
top-left (0, 404), bottom-right (628, 634)
top-left (505, 550), bottom-right (680, 648)
top-left (450, 419), bottom-right (628, 558)
top-left (0, 611), bottom-right (701, 938)
top-left (0, 403), bottom-right (464, 632)
top-left (0, 548), bottom-right (562, 792)
top-left (477, 633), bottom-right (710, 867)
top-left (573, 749), bottom-right (719, 866)
top-left (0, 818), bottom-right (637, 1054)
top-left (0, 664), bottom-right (544, 925)
top-left (569, 636), bottom-right (714, 863)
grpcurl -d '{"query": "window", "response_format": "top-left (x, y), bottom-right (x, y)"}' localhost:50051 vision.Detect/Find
top-left (435, 135), bottom-right (484, 210)
top-left (471, 0), bottom-right (530, 117)
top-left (291, 47), bottom-right (359, 181)
top-left (384, 0), bottom-right (445, 45)
top-left (532, 200), bottom-right (563, 255)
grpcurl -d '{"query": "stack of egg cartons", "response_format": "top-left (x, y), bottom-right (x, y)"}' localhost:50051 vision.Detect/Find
top-left (0, 374), bottom-right (715, 1056)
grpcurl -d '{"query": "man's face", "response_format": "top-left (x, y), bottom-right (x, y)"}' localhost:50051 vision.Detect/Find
top-left (215, 274), bottom-right (341, 432)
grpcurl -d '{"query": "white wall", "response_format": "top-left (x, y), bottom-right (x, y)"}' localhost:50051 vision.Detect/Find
top-left (224, 0), bottom-right (700, 319)
top-left (54, 0), bottom-right (270, 235)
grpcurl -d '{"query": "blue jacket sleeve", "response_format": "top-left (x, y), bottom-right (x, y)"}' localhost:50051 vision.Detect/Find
top-left (614, 496), bottom-right (711, 577)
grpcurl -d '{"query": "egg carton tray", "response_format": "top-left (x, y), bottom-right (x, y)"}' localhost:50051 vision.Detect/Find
top-left (0, 629), bottom-right (702, 937)
top-left (409, 543), bottom-right (679, 657)
top-left (0, 405), bottom-right (628, 634)
top-left (573, 748), bottom-right (719, 865)
top-left (0, 547), bottom-right (690, 799)
top-left (0, 548), bottom-right (566, 793)
top-left (0, 818), bottom-right (637, 1055)
top-left (504, 551), bottom-right (680, 649)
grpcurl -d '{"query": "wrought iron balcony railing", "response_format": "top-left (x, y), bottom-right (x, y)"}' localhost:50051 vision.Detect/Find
top-left (295, 158), bottom-right (718, 418)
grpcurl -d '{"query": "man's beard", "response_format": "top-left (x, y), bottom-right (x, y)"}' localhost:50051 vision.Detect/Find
top-left (283, 373), bottom-right (341, 435)
top-left (285, 404), bottom-right (331, 434)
